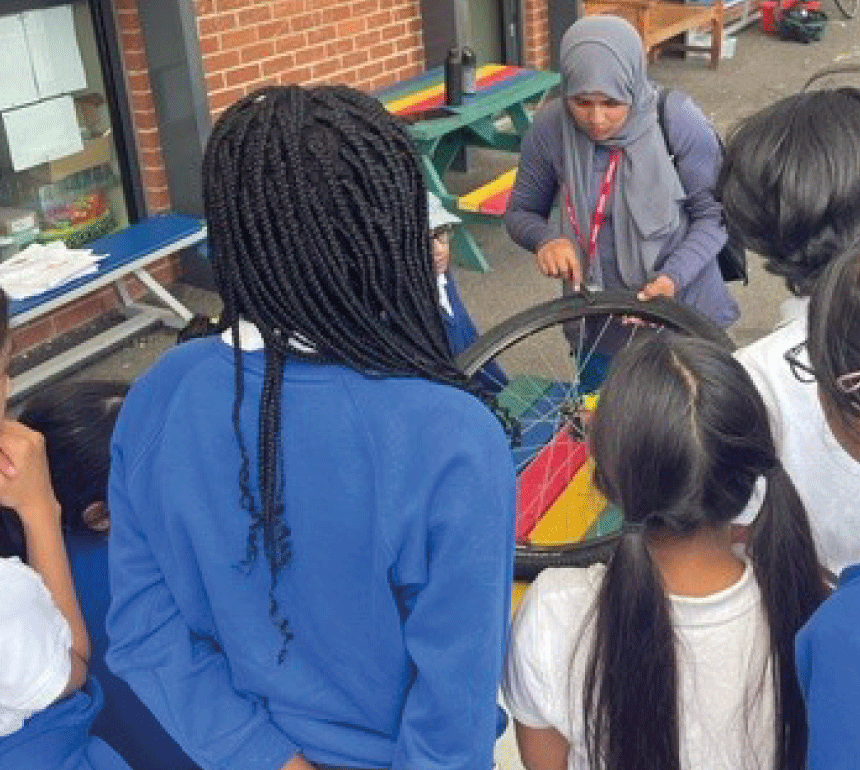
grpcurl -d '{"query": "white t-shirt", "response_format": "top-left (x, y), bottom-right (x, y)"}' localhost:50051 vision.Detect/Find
top-left (504, 563), bottom-right (775, 770)
top-left (0, 556), bottom-right (72, 736)
top-left (735, 299), bottom-right (860, 575)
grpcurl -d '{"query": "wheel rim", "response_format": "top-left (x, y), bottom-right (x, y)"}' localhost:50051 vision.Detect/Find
top-left (457, 291), bottom-right (735, 581)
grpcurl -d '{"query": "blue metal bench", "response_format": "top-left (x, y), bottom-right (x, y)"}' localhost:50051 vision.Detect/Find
top-left (9, 213), bottom-right (207, 399)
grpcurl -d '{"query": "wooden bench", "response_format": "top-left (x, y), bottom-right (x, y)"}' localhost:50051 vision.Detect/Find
top-left (583, 0), bottom-right (724, 68)
top-left (8, 213), bottom-right (207, 400)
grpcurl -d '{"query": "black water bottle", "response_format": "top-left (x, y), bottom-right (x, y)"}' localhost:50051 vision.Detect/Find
top-left (444, 47), bottom-right (463, 106)
top-left (461, 47), bottom-right (477, 95)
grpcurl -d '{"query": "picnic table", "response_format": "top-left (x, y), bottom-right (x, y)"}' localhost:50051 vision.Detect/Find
top-left (377, 64), bottom-right (560, 272)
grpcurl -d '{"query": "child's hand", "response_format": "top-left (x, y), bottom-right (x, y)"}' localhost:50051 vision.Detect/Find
top-left (0, 420), bottom-right (60, 526)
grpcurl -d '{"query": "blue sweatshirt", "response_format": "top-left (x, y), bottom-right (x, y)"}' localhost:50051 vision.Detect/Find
top-left (0, 678), bottom-right (132, 770)
top-left (106, 337), bottom-right (516, 770)
top-left (796, 564), bottom-right (860, 770)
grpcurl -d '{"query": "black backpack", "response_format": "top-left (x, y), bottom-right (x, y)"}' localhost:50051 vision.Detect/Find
top-left (657, 89), bottom-right (748, 284)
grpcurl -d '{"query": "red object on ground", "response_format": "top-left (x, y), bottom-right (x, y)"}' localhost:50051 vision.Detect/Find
top-left (761, 0), bottom-right (824, 32)
top-left (516, 428), bottom-right (590, 539)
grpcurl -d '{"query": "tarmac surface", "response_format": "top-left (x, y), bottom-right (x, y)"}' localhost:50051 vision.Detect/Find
top-left (13, 13), bottom-right (860, 768)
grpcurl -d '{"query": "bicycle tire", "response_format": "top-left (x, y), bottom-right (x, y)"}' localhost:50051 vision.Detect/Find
top-left (456, 290), bottom-right (736, 580)
top-left (833, 0), bottom-right (858, 19)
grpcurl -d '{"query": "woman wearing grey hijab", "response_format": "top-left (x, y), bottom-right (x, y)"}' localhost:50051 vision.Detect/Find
top-left (505, 16), bottom-right (738, 328)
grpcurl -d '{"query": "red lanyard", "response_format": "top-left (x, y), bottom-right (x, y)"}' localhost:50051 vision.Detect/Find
top-left (564, 149), bottom-right (622, 267)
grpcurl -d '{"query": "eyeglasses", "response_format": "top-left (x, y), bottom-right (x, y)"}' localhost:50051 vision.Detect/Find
top-left (784, 341), bottom-right (816, 384)
top-left (431, 224), bottom-right (453, 241)
top-left (784, 340), bottom-right (860, 393)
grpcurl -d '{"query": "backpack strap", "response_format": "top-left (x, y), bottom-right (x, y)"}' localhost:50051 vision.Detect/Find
top-left (656, 87), bottom-right (677, 168)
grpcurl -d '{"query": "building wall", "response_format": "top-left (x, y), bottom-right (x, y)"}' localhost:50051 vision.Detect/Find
top-left (12, 0), bottom-right (551, 357)
top-left (523, 0), bottom-right (550, 69)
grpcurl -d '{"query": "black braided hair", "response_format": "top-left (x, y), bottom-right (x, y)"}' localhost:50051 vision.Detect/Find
top-left (202, 84), bottom-right (508, 659)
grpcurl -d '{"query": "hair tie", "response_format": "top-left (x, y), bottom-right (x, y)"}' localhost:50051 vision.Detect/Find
top-left (837, 370), bottom-right (860, 394)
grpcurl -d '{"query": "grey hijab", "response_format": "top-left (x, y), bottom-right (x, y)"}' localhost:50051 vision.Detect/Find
top-left (560, 17), bottom-right (684, 287)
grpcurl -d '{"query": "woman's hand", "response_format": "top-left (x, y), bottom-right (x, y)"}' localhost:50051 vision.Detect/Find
top-left (536, 239), bottom-right (582, 288)
top-left (637, 275), bottom-right (677, 301)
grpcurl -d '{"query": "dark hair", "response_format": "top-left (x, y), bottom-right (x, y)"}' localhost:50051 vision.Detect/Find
top-left (17, 380), bottom-right (127, 533)
top-left (583, 335), bottom-right (826, 770)
top-left (807, 245), bottom-right (860, 442)
top-left (718, 87), bottom-right (860, 295)
top-left (202, 84), bottom-right (491, 657)
top-left (0, 287), bottom-right (8, 352)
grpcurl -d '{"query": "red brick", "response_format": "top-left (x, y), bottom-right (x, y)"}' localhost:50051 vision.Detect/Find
top-left (336, 18), bottom-right (365, 37)
top-left (325, 38), bottom-right (354, 57)
top-left (306, 23), bottom-right (337, 46)
top-left (132, 109), bottom-right (158, 132)
top-left (140, 147), bottom-right (165, 168)
top-left (126, 71), bottom-right (153, 93)
top-left (135, 129), bottom-right (162, 150)
top-left (281, 66), bottom-right (311, 84)
top-left (208, 86), bottom-right (247, 112)
top-left (143, 167), bottom-right (168, 190)
top-left (367, 10), bottom-right (393, 28)
top-left (203, 49), bottom-right (242, 73)
top-left (11, 318), bottom-right (56, 356)
top-left (222, 27), bottom-right (258, 50)
top-left (52, 293), bottom-right (118, 337)
top-left (148, 189), bottom-right (173, 212)
top-left (321, 5), bottom-right (351, 23)
top-left (290, 12), bottom-right (321, 32)
top-left (196, 0), bottom-right (217, 15)
top-left (224, 62), bottom-right (262, 87)
top-left (310, 59), bottom-right (339, 80)
top-left (241, 40), bottom-right (276, 62)
top-left (370, 42), bottom-right (394, 60)
top-left (341, 50), bottom-right (369, 69)
top-left (258, 19), bottom-right (293, 41)
top-left (236, 5), bottom-right (273, 25)
top-left (120, 29), bottom-right (144, 52)
top-left (352, 0), bottom-right (379, 14)
top-left (122, 49), bottom-right (149, 73)
top-left (355, 29), bottom-right (381, 49)
top-left (274, 32), bottom-right (306, 53)
top-left (198, 13), bottom-right (237, 37)
top-left (293, 44), bottom-right (326, 66)
top-left (273, 0), bottom-right (306, 14)
top-left (262, 52), bottom-right (296, 76)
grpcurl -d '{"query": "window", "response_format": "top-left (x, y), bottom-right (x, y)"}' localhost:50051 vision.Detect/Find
top-left (0, 1), bottom-right (139, 259)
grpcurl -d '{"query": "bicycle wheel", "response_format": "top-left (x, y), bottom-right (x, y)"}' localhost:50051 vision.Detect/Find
top-left (456, 290), bottom-right (735, 582)
top-left (833, 0), bottom-right (858, 19)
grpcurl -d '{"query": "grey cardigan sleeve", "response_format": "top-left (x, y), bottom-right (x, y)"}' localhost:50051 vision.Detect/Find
top-left (658, 91), bottom-right (728, 290)
top-left (504, 100), bottom-right (567, 254)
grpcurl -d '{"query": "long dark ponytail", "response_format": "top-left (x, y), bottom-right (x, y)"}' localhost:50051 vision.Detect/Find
top-left (583, 335), bottom-right (827, 770)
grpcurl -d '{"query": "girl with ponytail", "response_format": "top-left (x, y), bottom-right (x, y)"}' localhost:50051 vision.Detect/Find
top-left (504, 334), bottom-right (826, 770)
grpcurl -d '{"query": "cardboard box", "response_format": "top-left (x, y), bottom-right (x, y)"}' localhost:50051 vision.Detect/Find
top-left (0, 95), bottom-right (83, 172)
top-left (31, 134), bottom-right (113, 184)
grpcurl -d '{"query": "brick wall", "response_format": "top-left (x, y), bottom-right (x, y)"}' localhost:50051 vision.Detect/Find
top-left (523, 0), bottom-right (550, 70)
top-left (196, 0), bottom-right (425, 115)
top-left (113, 0), bottom-right (171, 214)
top-left (13, 0), bottom-right (555, 357)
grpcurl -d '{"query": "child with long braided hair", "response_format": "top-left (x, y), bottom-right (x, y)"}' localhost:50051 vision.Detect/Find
top-left (105, 85), bottom-right (516, 770)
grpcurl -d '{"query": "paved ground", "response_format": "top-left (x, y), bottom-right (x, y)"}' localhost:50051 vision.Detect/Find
top-left (16, 12), bottom-right (860, 769)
